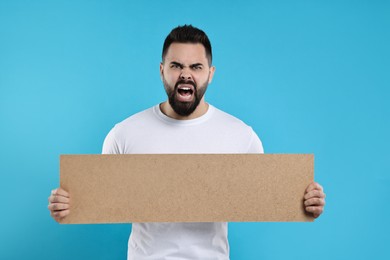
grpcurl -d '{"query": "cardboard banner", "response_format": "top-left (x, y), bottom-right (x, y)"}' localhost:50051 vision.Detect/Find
top-left (60, 154), bottom-right (314, 224)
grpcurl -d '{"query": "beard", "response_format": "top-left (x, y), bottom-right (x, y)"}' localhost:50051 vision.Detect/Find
top-left (163, 78), bottom-right (209, 116)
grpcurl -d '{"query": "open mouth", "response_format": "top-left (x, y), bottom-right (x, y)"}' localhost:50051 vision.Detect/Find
top-left (176, 84), bottom-right (195, 101)
top-left (178, 87), bottom-right (194, 96)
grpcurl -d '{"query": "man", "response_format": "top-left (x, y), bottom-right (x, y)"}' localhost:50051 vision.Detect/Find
top-left (48, 25), bottom-right (326, 259)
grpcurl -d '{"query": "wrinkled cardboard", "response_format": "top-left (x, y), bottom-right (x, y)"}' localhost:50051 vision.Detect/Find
top-left (60, 154), bottom-right (314, 224)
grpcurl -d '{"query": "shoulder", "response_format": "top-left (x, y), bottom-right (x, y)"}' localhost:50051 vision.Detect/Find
top-left (115, 106), bottom-right (156, 130)
top-left (211, 105), bottom-right (252, 129)
top-left (102, 106), bottom-right (158, 154)
top-left (209, 105), bottom-right (264, 153)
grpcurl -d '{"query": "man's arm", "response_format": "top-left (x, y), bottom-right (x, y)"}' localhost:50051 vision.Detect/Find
top-left (304, 182), bottom-right (326, 218)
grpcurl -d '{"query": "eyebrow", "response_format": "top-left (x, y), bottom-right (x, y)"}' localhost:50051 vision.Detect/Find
top-left (170, 61), bottom-right (183, 68)
top-left (190, 63), bottom-right (203, 68)
top-left (169, 61), bottom-right (204, 68)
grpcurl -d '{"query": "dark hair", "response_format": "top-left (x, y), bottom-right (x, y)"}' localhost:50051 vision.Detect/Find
top-left (162, 25), bottom-right (212, 65)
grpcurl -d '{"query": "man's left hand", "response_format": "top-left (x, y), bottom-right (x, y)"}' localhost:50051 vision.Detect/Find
top-left (304, 182), bottom-right (326, 218)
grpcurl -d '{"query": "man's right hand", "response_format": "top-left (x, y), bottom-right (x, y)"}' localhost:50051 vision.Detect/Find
top-left (48, 188), bottom-right (70, 222)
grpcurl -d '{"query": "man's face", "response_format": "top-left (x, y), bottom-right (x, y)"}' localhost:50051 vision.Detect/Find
top-left (160, 43), bottom-right (215, 116)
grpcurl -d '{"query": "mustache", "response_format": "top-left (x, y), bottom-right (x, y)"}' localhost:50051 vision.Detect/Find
top-left (175, 80), bottom-right (196, 90)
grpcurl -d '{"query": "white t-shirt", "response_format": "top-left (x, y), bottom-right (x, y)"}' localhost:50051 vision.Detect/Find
top-left (102, 104), bottom-right (263, 260)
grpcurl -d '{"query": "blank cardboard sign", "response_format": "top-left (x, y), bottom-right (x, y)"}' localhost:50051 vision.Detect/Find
top-left (59, 154), bottom-right (314, 224)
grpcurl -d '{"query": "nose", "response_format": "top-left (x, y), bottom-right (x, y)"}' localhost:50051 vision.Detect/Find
top-left (180, 68), bottom-right (192, 81)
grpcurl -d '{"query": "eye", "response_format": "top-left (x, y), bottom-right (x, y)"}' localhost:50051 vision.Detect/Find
top-left (192, 65), bottom-right (202, 70)
top-left (170, 63), bottom-right (182, 69)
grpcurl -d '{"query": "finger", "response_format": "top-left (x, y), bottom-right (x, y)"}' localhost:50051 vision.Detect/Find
top-left (49, 194), bottom-right (70, 204)
top-left (48, 203), bottom-right (69, 211)
top-left (304, 197), bottom-right (325, 207)
top-left (306, 182), bottom-right (323, 193)
top-left (304, 190), bottom-right (326, 200)
top-left (51, 188), bottom-right (70, 198)
top-left (49, 188), bottom-right (70, 204)
top-left (306, 206), bottom-right (324, 217)
top-left (51, 209), bottom-right (70, 219)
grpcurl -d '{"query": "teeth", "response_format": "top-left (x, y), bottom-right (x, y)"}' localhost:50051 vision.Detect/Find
top-left (180, 87), bottom-right (191, 90)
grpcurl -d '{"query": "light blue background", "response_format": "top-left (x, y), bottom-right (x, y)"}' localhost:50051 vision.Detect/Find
top-left (1, 0), bottom-right (389, 259)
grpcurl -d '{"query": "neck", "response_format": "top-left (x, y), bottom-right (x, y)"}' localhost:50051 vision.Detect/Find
top-left (160, 99), bottom-right (209, 120)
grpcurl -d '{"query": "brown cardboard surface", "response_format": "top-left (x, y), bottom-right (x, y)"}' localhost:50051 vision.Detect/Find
top-left (60, 154), bottom-right (314, 224)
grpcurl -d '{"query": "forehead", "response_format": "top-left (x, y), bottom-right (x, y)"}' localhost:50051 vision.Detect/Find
top-left (164, 43), bottom-right (208, 64)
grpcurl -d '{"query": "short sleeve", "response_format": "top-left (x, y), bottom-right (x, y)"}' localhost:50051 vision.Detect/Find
top-left (102, 126), bottom-right (121, 154)
top-left (247, 129), bottom-right (264, 154)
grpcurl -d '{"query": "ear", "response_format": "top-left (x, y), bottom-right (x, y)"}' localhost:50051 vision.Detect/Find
top-left (160, 62), bottom-right (164, 81)
top-left (208, 66), bottom-right (216, 84)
